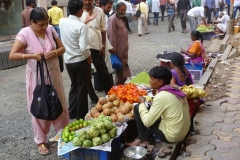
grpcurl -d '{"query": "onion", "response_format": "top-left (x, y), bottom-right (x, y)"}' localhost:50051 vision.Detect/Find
top-left (99, 97), bottom-right (108, 105)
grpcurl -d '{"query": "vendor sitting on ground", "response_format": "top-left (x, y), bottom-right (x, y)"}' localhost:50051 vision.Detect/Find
top-left (181, 30), bottom-right (208, 68)
top-left (216, 23), bottom-right (226, 34)
top-left (217, 12), bottom-right (230, 25)
top-left (126, 66), bottom-right (190, 146)
top-left (170, 52), bottom-right (193, 87)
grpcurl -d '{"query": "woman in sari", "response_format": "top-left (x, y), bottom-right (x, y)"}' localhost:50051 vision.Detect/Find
top-left (181, 30), bottom-right (208, 68)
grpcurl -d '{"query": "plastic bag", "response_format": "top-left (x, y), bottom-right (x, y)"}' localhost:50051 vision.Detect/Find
top-left (110, 54), bottom-right (122, 69)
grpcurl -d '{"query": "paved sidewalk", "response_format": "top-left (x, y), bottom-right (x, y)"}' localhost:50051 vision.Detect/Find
top-left (179, 65), bottom-right (240, 160)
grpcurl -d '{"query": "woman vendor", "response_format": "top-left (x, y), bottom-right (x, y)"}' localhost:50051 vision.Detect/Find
top-left (181, 30), bottom-right (208, 68)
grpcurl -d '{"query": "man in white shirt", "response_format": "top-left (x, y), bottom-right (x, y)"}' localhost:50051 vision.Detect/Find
top-left (125, 0), bottom-right (134, 30)
top-left (151, 0), bottom-right (160, 25)
top-left (217, 12), bottom-right (230, 25)
top-left (80, 0), bottom-right (113, 95)
top-left (187, 6), bottom-right (208, 32)
top-left (59, 0), bottom-right (94, 119)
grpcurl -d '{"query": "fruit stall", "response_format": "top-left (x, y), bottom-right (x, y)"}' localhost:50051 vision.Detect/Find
top-left (196, 24), bottom-right (215, 40)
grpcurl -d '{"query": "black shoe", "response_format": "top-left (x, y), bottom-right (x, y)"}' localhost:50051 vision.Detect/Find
top-left (139, 34), bottom-right (142, 37)
top-left (148, 22), bottom-right (151, 25)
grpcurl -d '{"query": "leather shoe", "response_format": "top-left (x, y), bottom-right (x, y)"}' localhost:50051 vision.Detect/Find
top-left (139, 34), bottom-right (142, 37)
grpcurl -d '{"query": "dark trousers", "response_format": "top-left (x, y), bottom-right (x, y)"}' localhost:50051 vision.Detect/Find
top-left (180, 9), bottom-right (188, 30)
top-left (94, 72), bottom-right (114, 91)
top-left (227, 5), bottom-right (230, 16)
top-left (153, 12), bottom-right (159, 25)
top-left (90, 49), bottom-right (113, 94)
top-left (206, 8), bottom-right (215, 24)
top-left (66, 60), bottom-right (90, 119)
top-left (168, 15), bottom-right (175, 31)
top-left (160, 5), bottom-right (166, 21)
top-left (134, 104), bottom-right (169, 143)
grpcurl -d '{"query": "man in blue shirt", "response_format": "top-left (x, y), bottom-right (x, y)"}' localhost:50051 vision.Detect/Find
top-left (226, 0), bottom-right (230, 16)
top-left (204, 0), bottom-right (215, 24)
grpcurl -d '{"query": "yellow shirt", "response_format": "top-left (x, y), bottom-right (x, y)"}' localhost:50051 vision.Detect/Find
top-left (136, 2), bottom-right (149, 17)
top-left (48, 6), bottom-right (63, 25)
top-left (139, 91), bottom-right (190, 143)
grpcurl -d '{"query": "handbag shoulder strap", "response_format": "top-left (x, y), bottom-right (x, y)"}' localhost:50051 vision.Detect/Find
top-left (42, 57), bottom-right (52, 85)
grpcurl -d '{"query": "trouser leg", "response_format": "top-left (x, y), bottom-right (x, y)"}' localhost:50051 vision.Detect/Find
top-left (91, 49), bottom-right (113, 94)
top-left (188, 15), bottom-right (196, 32)
top-left (94, 71), bottom-right (102, 91)
top-left (138, 16), bottom-right (143, 34)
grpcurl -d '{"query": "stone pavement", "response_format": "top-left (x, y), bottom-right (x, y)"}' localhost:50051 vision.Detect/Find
top-left (177, 65), bottom-right (240, 160)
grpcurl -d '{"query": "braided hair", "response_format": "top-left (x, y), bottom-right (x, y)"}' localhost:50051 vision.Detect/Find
top-left (170, 52), bottom-right (192, 85)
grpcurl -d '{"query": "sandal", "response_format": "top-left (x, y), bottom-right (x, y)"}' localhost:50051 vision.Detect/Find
top-left (38, 143), bottom-right (50, 155)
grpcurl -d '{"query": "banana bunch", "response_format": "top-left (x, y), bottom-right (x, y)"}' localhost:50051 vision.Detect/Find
top-left (180, 85), bottom-right (207, 99)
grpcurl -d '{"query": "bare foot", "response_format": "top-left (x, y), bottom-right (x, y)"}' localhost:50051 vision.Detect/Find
top-left (141, 141), bottom-right (150, 145)
top-left (125, 139), bottom-right (142, 146)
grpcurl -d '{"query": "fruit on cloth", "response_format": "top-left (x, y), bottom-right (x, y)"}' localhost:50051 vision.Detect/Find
top-left (108, 127), bottom-right (117, 138)
top-left (72, 137), bottom-right (82, 146)
top-left (108, 83), bottom-right (147, 103)
top-left (92, 137), bottom-right (103, 146)
top-left (87, 126), bottom-right (100, 138)
top-left (83, 140), bottom-right (93, 147)
top-left (196, 24), bottom-right (214, 32)
top-left (129, 71), bottom-right (150, 86)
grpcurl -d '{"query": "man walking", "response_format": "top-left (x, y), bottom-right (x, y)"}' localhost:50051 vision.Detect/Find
top-left (108, 2), bottom-right (131, 84)
top-left (204, 0), bottom-right (215, 24)
top-left (125, 0), bottom-right (134, 31)
top-left (160, 0), bottom-right (167, 21)
top-left (21, 0), bottom-right (36, 28)
top-left (151, 0), bottom-right (160, 25)
top-left (48, 0), bottom-right (63, 38)
top-left (80, 0), bottom-right (113, 93)
top-left (177, 0), bottom-right (191, 33)
top-left (59, 0), bottom-right (95, 119)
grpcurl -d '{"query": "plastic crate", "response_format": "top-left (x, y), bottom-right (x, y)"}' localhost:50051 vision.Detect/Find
top-left (62, 137), bottom-right (121, 160)
top-left (185, 63), bottom-right (203, 82)
top-left (120, 119), bottom-right (138, 143)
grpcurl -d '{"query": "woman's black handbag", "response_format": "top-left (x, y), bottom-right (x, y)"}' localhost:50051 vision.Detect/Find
top-left (135, 3), bottom-right (141, 17)
top-left (30, 57), bottom-right (63, 120)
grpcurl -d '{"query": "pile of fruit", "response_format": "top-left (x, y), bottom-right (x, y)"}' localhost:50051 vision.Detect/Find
top-left (61, 119), bottom-right (89, 143)
top-left (72, 115), bottom-right (117, 147)
top-left (129, 71), bottom-right (150, 86)
top-left (90, 95), bottom-right (134, 122)
top-left (196, 24), bottom-right (214, 32)
top-left (108, 83), bottom-right (147, 103)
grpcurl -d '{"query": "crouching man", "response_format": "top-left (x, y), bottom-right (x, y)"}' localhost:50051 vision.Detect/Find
top-left (127, 66), bottom-right (190, 146)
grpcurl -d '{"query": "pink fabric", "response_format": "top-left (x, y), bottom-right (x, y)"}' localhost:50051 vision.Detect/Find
top-left (16, 26), bottom-right (69, 144)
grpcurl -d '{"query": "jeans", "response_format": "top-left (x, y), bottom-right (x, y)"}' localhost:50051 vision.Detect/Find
top-left (153, 12), bottom-right (159, 25)
top-left (160, 5), bottom-right (166, 21)
top-left (215, 8), bottom-right (219, 19)
top-left (133, 104), bottom-right (169, 143)
top-left (180, 9), bottom-right (188, 30)
top-left (53, 25), bottom-right (61, 39)
top-left (126, 13), bottom-right (133, 30)
top-left (188, 15), bottom-right (197, 32)
top-left (66, 60), bottom-right (90, 119)
top-left (227, 5), bottom-right (230, 16)
top-left (233, 6), bottom-right (240, 19)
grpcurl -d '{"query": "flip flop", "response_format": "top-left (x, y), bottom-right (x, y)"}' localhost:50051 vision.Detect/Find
top-left (38, 143), bottom-right (50, 155)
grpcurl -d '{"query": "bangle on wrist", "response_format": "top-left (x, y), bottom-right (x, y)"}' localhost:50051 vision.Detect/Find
top-left (55, 50), bottom-right (58, 56)
top-left (22, 54), bottom-right (25, 60)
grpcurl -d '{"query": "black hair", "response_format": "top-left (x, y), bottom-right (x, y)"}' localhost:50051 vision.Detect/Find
top-left (30, 7), bottom-right (49, 23)
top-left (191, 30), bottom-right (203, 43)
top-left (148, 66), bottom-right (172, 85)
top-left (116, 2), bottom-right (126, 10)
top-left (68, 0), bottom-right (84, 15)
top-left (100, 0), bottom-right (113, 7)
top-left (204, 6), bottom-right (209, 10)
top-left (51, 0), bottom-right (57, 5)
top-left (26, 0), bottom-right (35, 6)
top-left (170, 52), bottom-right (192, 85)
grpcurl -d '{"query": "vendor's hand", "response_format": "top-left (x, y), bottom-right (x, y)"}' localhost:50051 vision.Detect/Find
top-left (99, 47), bottom-right (105, 57)
top-left (138, 96), bottom-right (146, 104)
top-left (35, 53), bottom-right (42, 61)
top-left (87, 55), bottom-right (92, 64)
top-left (44, 50), bottom-right (55, 59)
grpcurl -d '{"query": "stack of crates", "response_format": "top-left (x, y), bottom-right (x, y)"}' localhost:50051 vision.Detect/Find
top-left (62, 137), bottom-right (121, 160)
top-left (185, 63), bottom-right (203, 83)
